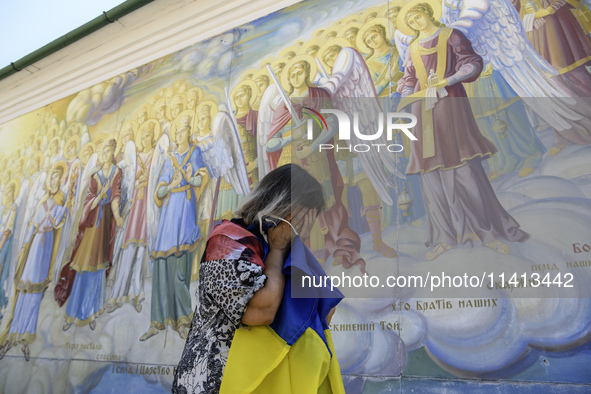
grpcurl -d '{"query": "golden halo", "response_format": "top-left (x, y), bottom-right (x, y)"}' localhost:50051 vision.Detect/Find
top-left (196, 100), bottom-right (218, 122)
top-left (231, 79), bottom-right (258, 109)
top-left (135, 104), bottom-right (153, 123)
top-left (360, 6), bottom-right (382, 22)
top-left (5, 179), bottom-right (20, 201)
top-left (31, 151), bottom-right (44, 167)
top-left (2, 169), bottom-right (13, 182)
top-left (341, 15), bottom-right (360, 25)
top-left (271, 58), bottom-right (288, 76)
top-left (116, 121), bottom-right (138, 157)
top-left (48, 136), bottom-right (61, 152)
top-left (313, 28), bottom-right (326, 37)
top-left (167, 94), bottom-right (188, 121)
top-left (48, 124), bottom-right (60, 137)
top-left (253, 68), bottom-right (271, 84)
top-left (379, 1), bottom-right (408, 19)
top-left (154, 97), bottom-right (168, 111)
top-left (300, 37), bottom-right (328, 57)
top-left (120, 119), bottom-right (139, 136)
top-left (170, 110), bottom-right (197, 144)
top-left (338, 21), bottom-right (363, 36)
top-left (259, 56), bottom-right (275, 68)
top-left (80, 141), bottom-right (97, 157)
top-left (102, 132), bottom-right (118, 154)
top-left (356, 18), bottom-right (395, 54)
top-left (240, 68), bottom-right (259, 81)
top-left (193, 101), bottom-right (218, 139)
top-left (49, 160), bottom-right (68, 188)
top-left (163, 87), bottom-right (176, 99)
top-left (173, 78), bottom-right (188, 89)
top-left (177, 80), bottom-right (193, 93)
top-left (317, 38), bottom-right (351, 70)
top-left (135, 119), bottom-right (162, 151)
top-left (186, 87), bottom-right (203, 110)
top-left (293, 39), bottom-right (305, 47)
top-left (337, 22), bottom-right (363, 48)
top-left (15, 157), bottom-right (26, 172)
top-left (279, 45), bottom-right (300, 60)
top-left (281, 54), bottom-right (318, 93)
top-left (63, 135), bottom-right (81, 160)
top-left (322, 26), bottom-right (340, 39)
top-left (397, 0), bottom-right (442, 36)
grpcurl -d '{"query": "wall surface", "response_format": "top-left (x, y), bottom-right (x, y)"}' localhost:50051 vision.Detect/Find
top-left (0, 0), bottom-right (591, 392)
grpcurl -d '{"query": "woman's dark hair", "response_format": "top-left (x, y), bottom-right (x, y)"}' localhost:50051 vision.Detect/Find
top-left (236, 164), bottom-right (326, 226)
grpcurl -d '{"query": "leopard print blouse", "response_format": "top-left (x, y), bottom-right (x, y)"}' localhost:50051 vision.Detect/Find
top-left (172, 258), bottom-right (266, 394)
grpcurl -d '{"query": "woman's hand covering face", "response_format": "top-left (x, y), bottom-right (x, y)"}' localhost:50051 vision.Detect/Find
top-left (266, 207), bottom-right (318, 253)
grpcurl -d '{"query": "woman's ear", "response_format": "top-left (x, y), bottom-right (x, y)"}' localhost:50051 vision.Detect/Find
top-left (285, 213), bottom-right (292, 222)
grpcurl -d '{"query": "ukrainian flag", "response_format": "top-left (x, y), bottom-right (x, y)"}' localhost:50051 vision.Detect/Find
top-left (220, 236), bottom-right (345, 393)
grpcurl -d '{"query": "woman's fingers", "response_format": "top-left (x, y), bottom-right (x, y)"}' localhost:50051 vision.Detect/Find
top-left (290, 208), bottom-right (308, 233)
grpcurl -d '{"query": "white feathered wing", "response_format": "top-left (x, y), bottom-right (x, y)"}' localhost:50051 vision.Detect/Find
top-left (320, 47), bottom-right (405, 206)
top-left (146, 134), bottom-right (170, 260)
top-left (442, 0), bottom-right (584, 130)
top-left (256, 84), bottom-right (280, 179)
top-left (112, 141), bottom-right (137, 265)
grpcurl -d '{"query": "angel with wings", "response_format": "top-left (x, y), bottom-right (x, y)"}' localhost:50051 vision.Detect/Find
top-left (187, 99), bottom-right (251, 276)
top-left (107, 121), bottom-right (160, 314)
top-left (433, 0), bottom-right (591, 156)
top-left (0, 162), bottom-right (71, 361)
top-left (512, 0), bottom-right (591, 155)
top-left (2, 152), bottom-right (49, 306)
top-left (0, 180), bottom-right (20, 323)
top-left (258, 52), bottom-right (405, 272)
top-left (61, 139), bottom-right (124, 331)
top-left (140, 112), bottom-right (210, 342)
top-left (206, 81), bottom-right (260, 221)
top-left (395, 0), bottom-right (530, 260)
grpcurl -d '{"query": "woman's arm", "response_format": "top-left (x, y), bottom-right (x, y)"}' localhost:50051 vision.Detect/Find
top-left (241, 248), bottom-right (287, 326)
top-left (241, 208), bottom-right (313, 326)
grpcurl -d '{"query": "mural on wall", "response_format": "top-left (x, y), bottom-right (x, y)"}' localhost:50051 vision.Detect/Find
top-left (1, 0), bottom-right (591, 391)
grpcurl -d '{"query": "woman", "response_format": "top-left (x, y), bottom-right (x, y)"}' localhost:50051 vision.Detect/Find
top-left (172, 164), bottom-right (344, 394)
top-left (267, 54), bottom-right (367, 272)
top-left (396, 0), bottom-right (529, 260)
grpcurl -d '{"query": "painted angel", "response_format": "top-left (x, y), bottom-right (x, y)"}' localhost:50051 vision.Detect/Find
top-left (257, 52), bottom-right (406, 271)
top-left (394, 0), bottom-right (530, 260)
top-left (141, 112), bottom-right (210, 341)
top-left (59, 139), bottom-right (123, 331)
top-left (107, 120), bottom-right (160, 314)
top-left (0, 180), bottom-right (20, 322)
top-left (53, 150), bottom-right (98, 307)
top-left (0, 162), bottom-right (70, 361)
top-left (191, 100), bottom-right (249, 224)
top-left (3, 153), bottom-right (48, 302)
top-left (394, 0), bottom-right (591, 157)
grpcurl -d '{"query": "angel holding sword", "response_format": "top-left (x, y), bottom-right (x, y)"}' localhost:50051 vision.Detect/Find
top-left (316, 39), bottom-right (401, 256)
top-left (396, 0), bottom-right (529, 260)
top-left (262, 54), bottom-right (372, 272)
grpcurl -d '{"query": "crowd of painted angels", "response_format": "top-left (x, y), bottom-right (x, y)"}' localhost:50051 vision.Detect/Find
top-left (0, 0), bottom-right (590, 360)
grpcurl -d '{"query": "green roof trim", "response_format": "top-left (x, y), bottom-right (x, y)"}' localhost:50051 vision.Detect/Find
top-left (0, 0), bottom-right (154, 81)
